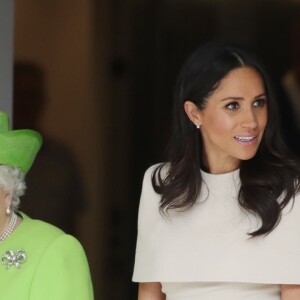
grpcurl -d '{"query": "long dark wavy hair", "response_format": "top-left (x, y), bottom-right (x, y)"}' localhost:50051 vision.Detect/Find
top-left (152, 41), bottom-right (300, 237)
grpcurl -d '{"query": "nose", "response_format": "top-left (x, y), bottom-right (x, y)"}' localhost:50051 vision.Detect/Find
top-left (240, 108), bottom-right (258, 129)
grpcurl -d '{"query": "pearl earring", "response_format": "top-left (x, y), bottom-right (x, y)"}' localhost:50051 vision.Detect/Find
top-left (5, 206), bottom-right (11, 215)
top-left (196, 123), bottom-right (200, 129)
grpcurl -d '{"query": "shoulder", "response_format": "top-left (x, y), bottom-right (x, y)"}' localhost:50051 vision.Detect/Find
top-left (142, 162), bottom-right (169, 185)
top-left (266, 192), bottom-right (300, 254)
top-left (18, 213), bottom-right (85, 255)
top-left (44, 233), bottom-right (86, 256)
top-left (139, 162), bottom-right (171, 203)
top-left (137, 164), bottom-right (169, 234)
top-left (36, 233), bottom-right (89, 273)
top-left (143, 163), bottom-right (161, 178)
top-left (28, 220), bottom-right (90, 271)
top-left (20, 213), bottom-right (65, 241)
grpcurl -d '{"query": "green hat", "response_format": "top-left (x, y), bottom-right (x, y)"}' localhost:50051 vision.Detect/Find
top-left (0, 112), bottom-right (42, 174)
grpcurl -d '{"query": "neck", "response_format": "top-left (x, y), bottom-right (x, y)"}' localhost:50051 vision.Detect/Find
top-left (0, 212), bottom-right (18, 243)
top-left (202, 156), bottom-right (240, 174)
top-left (0, 214), bottom-right (10, 234)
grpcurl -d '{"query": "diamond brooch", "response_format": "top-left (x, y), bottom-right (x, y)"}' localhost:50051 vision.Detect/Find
top-left (1, 249), bottom-right (27, 270)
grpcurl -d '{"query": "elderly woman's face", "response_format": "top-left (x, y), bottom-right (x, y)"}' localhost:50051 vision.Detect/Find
top-left (186, 67), bottom-right (268, 173)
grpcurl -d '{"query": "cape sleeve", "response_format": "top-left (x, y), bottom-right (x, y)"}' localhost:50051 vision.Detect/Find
top-left (132, 164), bottom-right (166, 282)
top-left (30, 234), bottom-right (94, 300)
top-left (132, 164), bottom-right (300, 284)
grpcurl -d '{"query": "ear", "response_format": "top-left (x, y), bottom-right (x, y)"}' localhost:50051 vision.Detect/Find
top-left (184, 100), bottom-right (202, 127)
top-left (4, 192), bottom-right (12, 209)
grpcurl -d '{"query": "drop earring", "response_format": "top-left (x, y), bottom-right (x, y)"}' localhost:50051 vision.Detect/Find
top-left (5, 206), bottom-right (11, 215)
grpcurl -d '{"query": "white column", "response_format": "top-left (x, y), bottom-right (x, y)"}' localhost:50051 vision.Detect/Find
top-left (0, 0), bottom-right (14, 119)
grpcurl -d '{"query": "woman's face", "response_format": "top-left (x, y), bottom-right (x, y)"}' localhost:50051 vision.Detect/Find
top-left (187, 67), bottom-right (268, 173)
top-left (0, 187), bottom-right (10, 229)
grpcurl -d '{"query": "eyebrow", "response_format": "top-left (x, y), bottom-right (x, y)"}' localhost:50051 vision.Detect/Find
top-left (220, 93), bottom-right (267, 101)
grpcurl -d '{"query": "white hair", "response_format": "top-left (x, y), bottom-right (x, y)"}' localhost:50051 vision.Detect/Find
top-left (0, 165), bottom-right (26, 211)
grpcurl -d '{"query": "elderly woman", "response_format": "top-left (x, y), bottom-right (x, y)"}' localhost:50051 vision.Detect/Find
top-left (0, 111), bottom-right (93, 299)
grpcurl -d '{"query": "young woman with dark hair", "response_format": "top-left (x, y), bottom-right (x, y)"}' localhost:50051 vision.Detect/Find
top-left (133, 42), bottom-right (300, 299)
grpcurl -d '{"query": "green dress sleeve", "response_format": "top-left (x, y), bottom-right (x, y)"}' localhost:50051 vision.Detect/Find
top-left (29, 234), bottom-right (94, 300)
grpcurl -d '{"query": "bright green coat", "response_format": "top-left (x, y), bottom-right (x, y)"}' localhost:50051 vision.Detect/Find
top-left (0, 213), bottom-right (94, 299)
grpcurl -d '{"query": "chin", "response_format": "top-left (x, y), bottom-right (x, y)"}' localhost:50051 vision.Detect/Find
top-left (238, 151), bottom-right (258, 161)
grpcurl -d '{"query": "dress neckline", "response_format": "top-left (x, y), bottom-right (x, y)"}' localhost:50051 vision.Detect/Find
top-left (200, 168), bottom-right (240, 193)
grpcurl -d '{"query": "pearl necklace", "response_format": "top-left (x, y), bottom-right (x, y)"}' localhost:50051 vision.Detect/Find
top-left (0, 212), bottom-right (17, 243)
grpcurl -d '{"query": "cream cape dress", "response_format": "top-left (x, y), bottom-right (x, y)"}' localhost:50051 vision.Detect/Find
top-left (133, 164), bottom-right (300, 299)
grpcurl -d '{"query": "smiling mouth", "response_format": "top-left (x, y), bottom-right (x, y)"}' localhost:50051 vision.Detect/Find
top-left (234, 136), bottom-right (256, 142)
